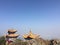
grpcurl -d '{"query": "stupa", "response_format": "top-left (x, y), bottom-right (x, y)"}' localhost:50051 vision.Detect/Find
top-left (23, 30), bottom-right (39, 40)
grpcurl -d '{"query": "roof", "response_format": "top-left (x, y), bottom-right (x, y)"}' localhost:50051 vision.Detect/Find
top-left (23, 30), bottom-right (39, 39)
top-left (6, 34), bottom-right (19, 38)
top-left (8, 29), bottom-right (17, 33)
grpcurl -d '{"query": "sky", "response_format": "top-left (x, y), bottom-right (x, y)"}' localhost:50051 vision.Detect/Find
top-left (0, 0), bottom-right (60, 39)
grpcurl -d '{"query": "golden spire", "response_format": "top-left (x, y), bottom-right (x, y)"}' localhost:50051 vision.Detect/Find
top-left (29, 29), bottom-right (32, 35)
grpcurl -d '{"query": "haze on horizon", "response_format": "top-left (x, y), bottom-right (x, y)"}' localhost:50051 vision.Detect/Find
top-left (0, 0), bottom-right (60, 39)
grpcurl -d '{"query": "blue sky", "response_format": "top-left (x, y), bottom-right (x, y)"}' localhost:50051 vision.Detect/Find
top-left (0, 0), bottom-right (60, 39)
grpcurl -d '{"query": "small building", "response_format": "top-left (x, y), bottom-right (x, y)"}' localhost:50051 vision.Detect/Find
top-left (6, 29), bottom-right (19, 45)
top-left (23, 30), bottom-right (39, 40)
top-left (6, 29), bottom-right (19, 38)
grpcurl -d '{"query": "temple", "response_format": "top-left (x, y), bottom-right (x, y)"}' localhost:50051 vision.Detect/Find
top-left (23, 30), bottom-right (39, 40)
top-left (6, 29), bottom-right (19, 38)
top-left (6, 29), bottom-right (19, 45)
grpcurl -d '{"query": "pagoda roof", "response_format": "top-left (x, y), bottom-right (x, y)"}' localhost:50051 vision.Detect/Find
top-left (23, 30), bottom-right (39, 39)
top-left (6, 34), bottom-right (19, 38)
top-left (8, 29), bottom-right (17, 33)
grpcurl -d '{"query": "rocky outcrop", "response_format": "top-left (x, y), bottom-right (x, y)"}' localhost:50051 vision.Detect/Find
top-left (25, 38), bottom-right (50, 45)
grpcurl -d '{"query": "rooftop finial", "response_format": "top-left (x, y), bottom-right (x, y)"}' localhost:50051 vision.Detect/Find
top-left (29, 28), bottom-right (32, 35)
top-left (30, 29), bottom-right (32, 33)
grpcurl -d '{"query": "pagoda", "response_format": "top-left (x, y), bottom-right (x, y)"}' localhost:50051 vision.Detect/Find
top-left (6, 29), bottom-right (19, 45)
top-left (6, 29), bottom-right (19, 38)
top-left (23, 30), bottom-right (39, 40)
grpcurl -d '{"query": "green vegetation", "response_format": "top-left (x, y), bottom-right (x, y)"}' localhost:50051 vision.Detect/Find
top-left (0, 36), bottom-right (6, 45)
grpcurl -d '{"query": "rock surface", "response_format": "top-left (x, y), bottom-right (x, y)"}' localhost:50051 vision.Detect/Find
top-left (25, 38), bottom-right (50, 45)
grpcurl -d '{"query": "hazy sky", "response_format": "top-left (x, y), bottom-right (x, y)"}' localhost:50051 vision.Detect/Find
top-left (0, 0), bottom-right (60, 39)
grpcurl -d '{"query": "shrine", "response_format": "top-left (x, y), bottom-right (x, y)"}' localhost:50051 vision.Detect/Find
top-left (5, 29), bottom-right (19, 45)
top-left (23, 30), bottom-right (39, 40)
